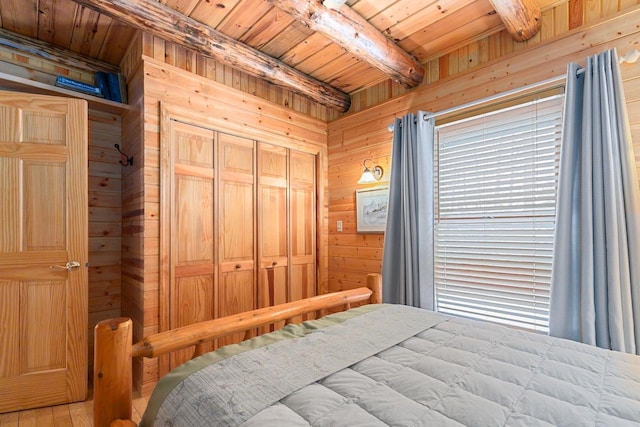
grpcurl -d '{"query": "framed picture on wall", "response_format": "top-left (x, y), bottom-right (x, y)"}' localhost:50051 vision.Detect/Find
top-left (356, 187), bottom-right (389, 233)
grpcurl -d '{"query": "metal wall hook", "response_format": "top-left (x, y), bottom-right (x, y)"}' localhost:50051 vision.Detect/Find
top-left (114, 144), bottom-right (133, 166)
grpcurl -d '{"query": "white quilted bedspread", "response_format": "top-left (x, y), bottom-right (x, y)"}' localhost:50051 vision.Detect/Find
top-left (146, 305), bottom-right (640, 426)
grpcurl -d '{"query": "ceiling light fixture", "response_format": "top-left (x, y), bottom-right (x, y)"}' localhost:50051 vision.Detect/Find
top-left (322, 0), bottom-right (347, 9)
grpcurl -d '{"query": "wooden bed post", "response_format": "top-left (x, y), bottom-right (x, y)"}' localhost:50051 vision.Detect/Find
top-left (367, 273), bottom-right (382, 304)
top-left (94, 318), bottom-right (133, 427)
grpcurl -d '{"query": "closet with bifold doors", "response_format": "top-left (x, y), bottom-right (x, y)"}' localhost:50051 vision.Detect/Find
top-left (160, 116), bottom-right (317, 372)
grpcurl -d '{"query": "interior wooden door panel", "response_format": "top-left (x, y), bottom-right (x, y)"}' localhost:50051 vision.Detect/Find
top-left (0, 91), bottom-right (88, 413)
top-left (218, 270), bottom-right (255, 345)
top-left (218, 132), bottom-right (256, 346)
top-left (176, 175), bottom-right (214, 264)
top-left (23, 162), bottom-right (66, 250)
top-left (167, 120), bottom-right (216, 368)
top-left (174, 275), bottom-right (214, 364)
top-left (160, 110), bottom-right (320, 360)
top-left (260, 186), bottom-right (288, 262)
top-left (290, 150), bottom-right (316, 322)
top-left (24, 281), bottom-right (66, 372)
top-left (258, 142), bottom-right (288, 330)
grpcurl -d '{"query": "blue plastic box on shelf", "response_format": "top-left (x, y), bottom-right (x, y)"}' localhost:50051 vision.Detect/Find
top-left (55, 75), bottom-right (102, 97)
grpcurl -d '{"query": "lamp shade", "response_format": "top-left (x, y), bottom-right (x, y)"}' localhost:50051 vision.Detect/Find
top-left (357, 159), bottom-right (383, 184)
top-left (357, 169), bottom-right (378, 184)
top-left (323, 0), bottom-right (347, 8)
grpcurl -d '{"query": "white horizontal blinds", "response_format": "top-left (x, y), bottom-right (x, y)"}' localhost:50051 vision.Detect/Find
top-left (434, 94), bottom-right (564, 333)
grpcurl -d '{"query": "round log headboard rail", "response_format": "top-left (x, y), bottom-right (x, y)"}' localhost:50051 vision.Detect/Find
top-left (93, 273), bottom-right (382, 427)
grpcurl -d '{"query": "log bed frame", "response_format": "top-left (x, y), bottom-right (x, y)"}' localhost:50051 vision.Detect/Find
top-left (93, 273), bottom-right (383, 427)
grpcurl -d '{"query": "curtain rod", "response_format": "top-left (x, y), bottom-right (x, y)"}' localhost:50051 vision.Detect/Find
top-left (422, 73), bottom-right (567, 122)
top-left (386, 56), bottom-right (640, 131)
top-left (387, 73), bottom-right (566, 131)
top-left (388, 48), bottom-right (640, 131)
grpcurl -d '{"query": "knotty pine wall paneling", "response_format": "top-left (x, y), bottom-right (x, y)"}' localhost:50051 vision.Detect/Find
top-left (347, 0), bottom-right (640, 114)
top-left (327, 4), bottom-right (640, 294)
top-left (119, 32), bottom-right (329, 393)
top-left (139, 33), bottom-right (339, 122)
top-left (87, 109), bottom-right (123, 377)
top-left (118, 34), bottom-right (147, 392)
top-left (0, 41), bottom-right (104, 87)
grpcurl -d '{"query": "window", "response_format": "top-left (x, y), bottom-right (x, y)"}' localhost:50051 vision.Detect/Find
top-left (434, 94), bottom-right (564, 333)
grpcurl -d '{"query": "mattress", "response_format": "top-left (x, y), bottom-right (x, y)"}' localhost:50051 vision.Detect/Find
top-left (141, 304), bottom-right (640, 426)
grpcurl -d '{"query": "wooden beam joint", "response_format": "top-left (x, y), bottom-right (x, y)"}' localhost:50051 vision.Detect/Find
top-left (489, 0), bottom-right (541, 42)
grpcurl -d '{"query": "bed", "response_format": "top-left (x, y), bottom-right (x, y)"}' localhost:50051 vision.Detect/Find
top-left (94, 273), bottom-right (640, 426)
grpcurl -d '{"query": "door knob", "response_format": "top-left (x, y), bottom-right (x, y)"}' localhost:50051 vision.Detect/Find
top-left (50, 261), bottom-right (81, 271)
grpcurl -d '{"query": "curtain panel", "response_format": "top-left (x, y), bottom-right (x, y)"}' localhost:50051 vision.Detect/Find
top-left (381, 112), bottom-right (435, 308)
top-left (549, 49), bottom-right (640, 354)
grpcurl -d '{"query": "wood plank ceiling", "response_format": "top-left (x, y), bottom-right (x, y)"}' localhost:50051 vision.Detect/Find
top-left (0, 0), bottom-right (554, 110)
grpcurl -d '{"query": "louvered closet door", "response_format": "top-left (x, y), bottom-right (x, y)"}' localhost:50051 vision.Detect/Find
top-left (289, 150), bottom-right (316, 323)
top-left (0, 91), bottom-right (88, 412)
top-left (168, 121), bottom-right (216, 368)
top-left (258, 142), bottom-right (288, 330)
top-left (218, 133), bottom-right (256, 346)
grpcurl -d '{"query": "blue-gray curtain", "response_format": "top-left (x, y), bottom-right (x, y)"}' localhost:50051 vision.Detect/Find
top-left (381, 112), bottom-right (435, 308)
top-left (549, 49), bottom-right (640, 354)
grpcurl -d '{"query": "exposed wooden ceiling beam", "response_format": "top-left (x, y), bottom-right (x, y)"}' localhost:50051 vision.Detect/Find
top-left (72, 0), bottom-right (351, 112)
top-left (489, 0), bottom-right (541, 41)
top-left (266, 0), bottom-right (424, 88)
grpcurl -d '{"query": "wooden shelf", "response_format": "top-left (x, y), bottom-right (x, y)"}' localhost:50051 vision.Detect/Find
top-left (0, 71), bottom-right (130, 114)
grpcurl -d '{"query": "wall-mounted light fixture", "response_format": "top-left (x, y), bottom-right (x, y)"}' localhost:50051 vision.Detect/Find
top-left (357, 159), bottom-right (383, 184)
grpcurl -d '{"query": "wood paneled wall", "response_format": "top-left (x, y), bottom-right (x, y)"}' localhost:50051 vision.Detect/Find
top-left (346, 0), bottom-right (640, 114)
top-left (119, 39), bottom-right (146, 393)
top-left (87, 110), bottom-right (123, 376)
top-left (119, 34), bottom-right (329, 393)
top-left (0, 42), bottom-right (96, 86)
top-left (125, 32), bottom-right (339, 122)
top-left (327, 4), bottom-right (640, 294)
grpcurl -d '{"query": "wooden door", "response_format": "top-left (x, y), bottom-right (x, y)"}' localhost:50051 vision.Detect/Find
top-left (0, 91), bottom-right (88, 412)
top-left (166, 120), bottom-right (216, 368)
top-left (290, 150), bottom-right (316, 322)
top-left (257, 142), bottom-right (288, 329)
top-left (218, 133), bottom-right (256, 346)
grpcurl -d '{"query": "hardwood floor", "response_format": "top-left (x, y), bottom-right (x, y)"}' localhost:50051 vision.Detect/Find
top-left (0, 395), bottom-right (149, 427)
